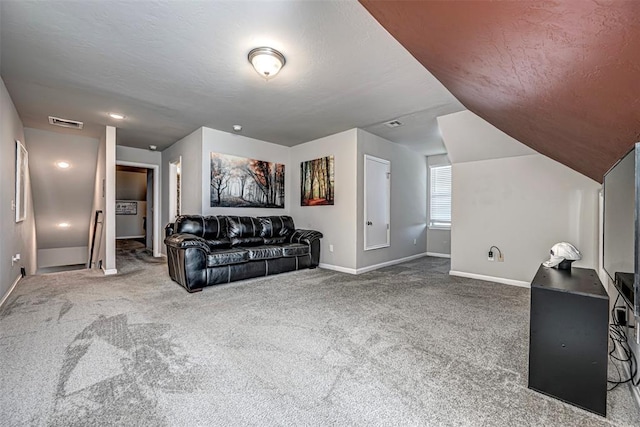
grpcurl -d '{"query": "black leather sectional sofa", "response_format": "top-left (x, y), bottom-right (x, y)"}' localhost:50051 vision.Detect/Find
top-left (164, 215), bottom-right (323, 292)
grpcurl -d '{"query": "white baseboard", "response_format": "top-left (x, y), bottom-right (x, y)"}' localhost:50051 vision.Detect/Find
top-left (0, 275), bottom-right (22, 308)
top-left (426, 252), bottom-right (451, 259)
top-left (102, 268), bottom-right (118, 276)
top-left (320, 252), bottom-right (428, 275)
top-left (318, 263), bottom-right (357, 275)
top-left (356, 252), bottom-right (428, 274)
top-left (449, 270), bottom-right (530, 288)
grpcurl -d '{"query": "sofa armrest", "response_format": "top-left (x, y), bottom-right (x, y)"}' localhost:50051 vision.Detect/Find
top-left (289, 229), bottom-right (323, 244)
top-left (164, 233), bottom-right (210, 252)
top-left (164, 233), bottom-right (209, 292)
top-left (290, 229), bottom-right (323, 268)
top-left (165, 222), bottom-right (175, 238)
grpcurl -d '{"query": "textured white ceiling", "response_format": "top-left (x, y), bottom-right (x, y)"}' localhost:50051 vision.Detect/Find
top-left (1, 0), bottom-right (464, 155)
top-left (438, 111), bottom-right (536, 164)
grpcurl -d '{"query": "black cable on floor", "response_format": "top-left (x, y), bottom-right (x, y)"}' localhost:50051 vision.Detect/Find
top-left (607, 294), bottom-right (639, 390)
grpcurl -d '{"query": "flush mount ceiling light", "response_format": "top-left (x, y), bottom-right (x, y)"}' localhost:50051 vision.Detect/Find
top-left (56, 161), bottom-right (70, 169)
top-left (109, 112), bottom-right (126, 120)
top-left (233, 124), bottom-right (242, 132)
top-left (248, 47), bottom-right (286, 80)
top-left (58, 222), bottom-right (71, 228)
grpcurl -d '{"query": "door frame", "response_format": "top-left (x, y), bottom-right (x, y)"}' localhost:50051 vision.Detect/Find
top-left (364, 154), bottom-right (391, 251)
top-left (115, 160), bottom-right (162, 257)
top-left (169, 156), bottom-right (182, 223)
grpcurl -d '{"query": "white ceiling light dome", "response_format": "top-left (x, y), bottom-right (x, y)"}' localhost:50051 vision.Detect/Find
top-left (248, 47), bottom-right (286, 80)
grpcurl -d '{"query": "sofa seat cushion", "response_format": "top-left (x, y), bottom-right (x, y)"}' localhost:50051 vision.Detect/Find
top-left (280, 243), bottom-right (309, 257)
top-left (207, 248), bottom-right (249, 267)
top-left (231, 236), bottom-right (264, 247)
top-left (242, 245), bottom-right (283, 260)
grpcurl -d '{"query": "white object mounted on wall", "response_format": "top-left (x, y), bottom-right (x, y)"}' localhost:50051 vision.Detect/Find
top-left (15, 140), bottom-right (28, 222)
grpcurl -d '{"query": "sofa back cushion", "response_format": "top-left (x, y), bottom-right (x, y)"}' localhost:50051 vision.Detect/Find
top-left (227, 216), bottom-right (262, 238)
top-left (174, 215), bottom-right (227, 240)
top-left (258, 216), bottom-right (295, 238)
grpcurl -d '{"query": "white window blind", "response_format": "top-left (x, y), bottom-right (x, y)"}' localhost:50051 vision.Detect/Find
top-left (429, 165), bottom-right (451, 228)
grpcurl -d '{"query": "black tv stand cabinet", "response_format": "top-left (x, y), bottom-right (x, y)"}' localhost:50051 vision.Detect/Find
top-left (528, 264), bottom-right (609, 417)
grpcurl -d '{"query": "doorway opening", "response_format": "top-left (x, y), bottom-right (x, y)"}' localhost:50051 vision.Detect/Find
top-left (169, 157), bottom-right (182, 223)
top-left (115, 161), bottom-right (161, 259)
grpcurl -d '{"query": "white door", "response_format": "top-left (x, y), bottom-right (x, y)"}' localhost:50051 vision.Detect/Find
top-left (364, 155), bottom-right (390, 250)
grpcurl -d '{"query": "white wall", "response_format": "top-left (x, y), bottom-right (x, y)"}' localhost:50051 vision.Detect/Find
top-left (116, 170), bottom-right (147, 200)
top-left (116, 145), bottom-right (162, 165)
top-left (426, 154), bottom-right (451, 256)
top-left (438, 110), bottom-right (535, 163)
top-left (161, 128), bottom-right (203, 229)
top-left (104, 126), bottom-right (116, 273)
top-left (290, 129), bottom-right (358, 271)
top-left (38, 247), bottom-right (87, 268)
top-left (0, 78), bottom-right (37, 304)
top-left (24, 128), bottom-right (98, 268)
top-left (89, 129), bottom-right (106, 270)
top-left (88, 126), bottom-right (117, 274)
top-left (200, 127), bottom-right (291, 217)
top-left (356, 129), bottom-right (427, 270)
top-left (440, 109), bottom-right (601, 286)
top-left (115, 201), bottom-right (147, 238)
top-left (451, 154), bottom-right (600, 284)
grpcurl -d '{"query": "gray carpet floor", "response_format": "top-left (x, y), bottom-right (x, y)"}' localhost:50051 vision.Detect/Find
top-left (1, 241), bottom-right (639, 426)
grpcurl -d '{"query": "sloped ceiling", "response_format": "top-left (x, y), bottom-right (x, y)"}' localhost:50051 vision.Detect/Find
top-left (359, 0), bottom-right (640, 182)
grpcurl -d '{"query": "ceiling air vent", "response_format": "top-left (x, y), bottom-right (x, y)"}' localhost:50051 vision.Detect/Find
top-left (48, 116), bottom-right (84, 130)
top-left (384, 119), bottom-right (403, 128)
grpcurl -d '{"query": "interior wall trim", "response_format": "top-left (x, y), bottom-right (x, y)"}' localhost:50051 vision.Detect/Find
top-left (102, 268), bottom-right (118, 276)
top-left (356, 252), bottom-right (428, 274)
top-left (449, 270), bottom-right (530, 288)
top-left (321, 252), bottom-right (429, 275)
top-left (426, 252), bottom-right (451, 259)
top-left (0, 275), bottom-right (22, 308)
top-left (318, 263), bottom-right (357, 275)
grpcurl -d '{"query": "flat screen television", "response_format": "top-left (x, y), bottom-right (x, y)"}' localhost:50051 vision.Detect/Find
top-left (603, 142), bottom-right (640, 317)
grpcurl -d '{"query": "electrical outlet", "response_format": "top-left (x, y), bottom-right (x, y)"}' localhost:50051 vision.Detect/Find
top-left (11, 253), bottom-right (20, 266)
top-left (488, 250), bottom-right (494, 261)
top-left (413, 239), bottom-right (417, 245)
top-left (498, 254), bottom-right (504, 262)
top-left (329, 244), bottom-right (334, 253)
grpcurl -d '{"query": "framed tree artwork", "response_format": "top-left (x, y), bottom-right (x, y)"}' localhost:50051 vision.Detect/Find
top-left (301, 155), bottom-right (334, 206)
top-left (15, 140), bottom-right (28, 222)
top-left (210, 152), bottom-right (285, 208)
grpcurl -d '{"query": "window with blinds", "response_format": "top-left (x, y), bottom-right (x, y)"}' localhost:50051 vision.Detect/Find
top-left (429, 165), bottom-right (451, 228)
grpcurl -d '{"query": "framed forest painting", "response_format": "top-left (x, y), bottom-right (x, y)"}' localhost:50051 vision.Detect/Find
top-left (301, 155), bottom-right (334, 206)
top-left (210, 152), bottom-right (285, 208)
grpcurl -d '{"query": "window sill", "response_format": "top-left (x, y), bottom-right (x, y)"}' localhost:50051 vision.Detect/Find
top-left (428, 225), bottom-right (451, 231)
